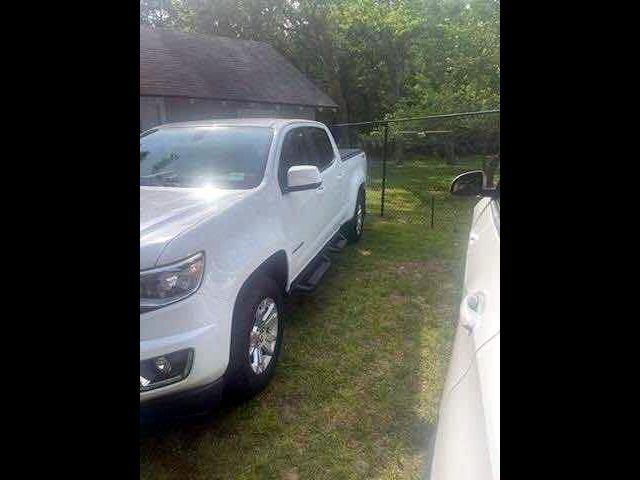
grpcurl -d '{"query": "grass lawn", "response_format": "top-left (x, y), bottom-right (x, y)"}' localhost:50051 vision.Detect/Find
top-left (140, 159), bottom-right (478, 480)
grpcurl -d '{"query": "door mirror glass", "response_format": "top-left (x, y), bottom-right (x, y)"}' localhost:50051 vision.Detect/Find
top-left (450, 170), bottom-right (485, 197)
top-left (287, 165), bottom-right (322, 192)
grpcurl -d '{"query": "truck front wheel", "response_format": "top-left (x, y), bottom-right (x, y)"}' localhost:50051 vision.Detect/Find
top-left (226, 274), bottom-right (284, 398)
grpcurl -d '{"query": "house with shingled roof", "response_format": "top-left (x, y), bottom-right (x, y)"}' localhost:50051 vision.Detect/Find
top-left (140, 27), bottom-right (338, 131)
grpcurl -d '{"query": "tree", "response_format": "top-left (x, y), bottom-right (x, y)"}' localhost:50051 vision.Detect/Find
top-left (140, 0), bottom-right (500, 123)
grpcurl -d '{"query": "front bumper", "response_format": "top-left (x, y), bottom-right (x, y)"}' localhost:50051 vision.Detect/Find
top-left (140, 286), bottom-right (233, 404)
top-left (140, 376), bottom-right (225, 421)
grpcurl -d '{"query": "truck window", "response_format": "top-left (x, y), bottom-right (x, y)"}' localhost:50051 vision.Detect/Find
top-left (306, 127), bottom-right (335, 171)
top-left (279, 127), bottom-right (312, 189)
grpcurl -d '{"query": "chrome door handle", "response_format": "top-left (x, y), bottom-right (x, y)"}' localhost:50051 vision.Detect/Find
top-left (460, 292), bottom-right (485, 333)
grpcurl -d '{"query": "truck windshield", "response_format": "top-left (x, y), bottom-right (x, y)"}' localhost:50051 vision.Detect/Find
top-left (140, 126), bottom-right (273, 189)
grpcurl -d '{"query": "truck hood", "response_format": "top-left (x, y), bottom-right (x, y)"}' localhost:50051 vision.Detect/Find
top-left (140, 186), bottom-right (250, 269)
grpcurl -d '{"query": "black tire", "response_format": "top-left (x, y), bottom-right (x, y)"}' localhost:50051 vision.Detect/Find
top-left (226, 274), bottom-right (284, 398)
top-left (344, 187), bottom-right (365, 243)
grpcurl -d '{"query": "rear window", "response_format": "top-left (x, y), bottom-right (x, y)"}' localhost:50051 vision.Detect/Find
top-left (306, 127), bottom-right (335, 170)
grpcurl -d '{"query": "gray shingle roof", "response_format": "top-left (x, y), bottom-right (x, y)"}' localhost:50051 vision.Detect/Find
top-left (140, 27), bottom-right (338, 109)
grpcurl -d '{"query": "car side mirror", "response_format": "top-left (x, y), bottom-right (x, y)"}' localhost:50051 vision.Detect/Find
top-left (286, 165), bottom-right (322, 192)
top-left (450, 170), bottom-right (498, 197)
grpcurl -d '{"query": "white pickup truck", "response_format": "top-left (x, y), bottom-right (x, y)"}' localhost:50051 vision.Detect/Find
top-left (427, 171), bottom-right (500, 480)
top-left (140, 118), bottom-right (367, 416)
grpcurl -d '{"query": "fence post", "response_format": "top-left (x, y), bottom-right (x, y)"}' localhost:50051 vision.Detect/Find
top-left (381, 123), bottom-right (388, 217)
top-left (430, 197), bottom-right (435, 229)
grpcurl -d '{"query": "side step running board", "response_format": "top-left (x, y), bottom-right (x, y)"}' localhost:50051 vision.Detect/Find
top-left (291, 255), bottom-right (332, 294)
top-left (328, 233), bottom-right (348, 253)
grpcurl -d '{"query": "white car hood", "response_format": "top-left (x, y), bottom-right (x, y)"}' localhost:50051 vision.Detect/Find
top-left (140, 186), bottom-right (251, 269)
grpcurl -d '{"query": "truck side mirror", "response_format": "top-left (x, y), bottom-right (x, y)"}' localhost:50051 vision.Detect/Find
top-left (450, 170), bottom-right (498, 198)
top-left (286, 165), bottom-right (322, 192)
top-left (451, 170), bottom-right (484, 196)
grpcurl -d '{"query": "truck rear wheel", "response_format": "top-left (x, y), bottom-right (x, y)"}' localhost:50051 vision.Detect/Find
top-left (344, 188), bottom-right (365, 243)
top-left (226, 274), bottom-right (284, 398)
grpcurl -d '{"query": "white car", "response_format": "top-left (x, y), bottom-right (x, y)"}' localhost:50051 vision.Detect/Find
top-left (428, 171), bottom-right (500, 479)
top-left (139, 119), bottom-right (366, 416)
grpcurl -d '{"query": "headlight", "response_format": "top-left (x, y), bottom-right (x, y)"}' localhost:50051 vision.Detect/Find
top-left (140, 252), bottom-right (205, 310)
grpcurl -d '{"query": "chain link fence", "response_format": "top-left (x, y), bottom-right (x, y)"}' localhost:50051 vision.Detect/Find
top-left (330, 110), bottom-right (500, 230)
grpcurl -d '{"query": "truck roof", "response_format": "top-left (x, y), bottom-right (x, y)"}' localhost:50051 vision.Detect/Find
top-left (151, 118), bottom-right (326, 130)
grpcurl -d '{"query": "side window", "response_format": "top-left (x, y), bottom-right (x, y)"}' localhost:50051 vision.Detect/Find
top-left (306, 127), bottom-right (335, 171)
top-left (279, 128), bottom-right (309, 190)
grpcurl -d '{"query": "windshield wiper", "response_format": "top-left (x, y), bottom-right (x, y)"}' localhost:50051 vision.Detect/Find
top-left (140, 170), bottom-right (183, 186)
top-left (141, 170), bottom-right (175, 179)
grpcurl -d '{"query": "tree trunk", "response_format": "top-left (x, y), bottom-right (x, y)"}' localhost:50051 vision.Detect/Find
top-left (394, 137), bottom-right (404, 165)
top-left (445, 138), bottom-right (456, 165)
top-left (483, 154), bottom-right (500, 188)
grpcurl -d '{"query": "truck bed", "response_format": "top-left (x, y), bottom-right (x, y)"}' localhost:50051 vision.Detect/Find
top-left (339, 149), bottom-right (364, 161)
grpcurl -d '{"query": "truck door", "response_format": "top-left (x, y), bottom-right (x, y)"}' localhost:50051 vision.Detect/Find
top-left (442, 197), bottom-right (500, 392)
top-left (429, 197), bottom-right (500, 480)
top-left (278, 127), bottom-right (328, 277)
top-left (305, 126), bottom-right (345, 237)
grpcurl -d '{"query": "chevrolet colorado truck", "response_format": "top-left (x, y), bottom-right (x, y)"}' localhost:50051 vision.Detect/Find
top-left (140, 119), bottom-right (367, 415)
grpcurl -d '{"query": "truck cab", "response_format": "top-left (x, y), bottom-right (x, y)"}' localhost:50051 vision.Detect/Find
top-left (139, 119), bottom-right (367, 416)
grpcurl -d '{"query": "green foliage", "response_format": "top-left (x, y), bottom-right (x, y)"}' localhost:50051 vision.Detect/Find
top-left (390, 0), bottom-right (500, 118)
top-left (140, 0), bottom-right (195, 30)
top-left (140, 0), bottom-right (500, 122)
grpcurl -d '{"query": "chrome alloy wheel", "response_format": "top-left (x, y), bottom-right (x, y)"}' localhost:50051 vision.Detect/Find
top-left (249, 297), bottom-right (279, 374)
top-left (355, 202), bottom-right (364, 236)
